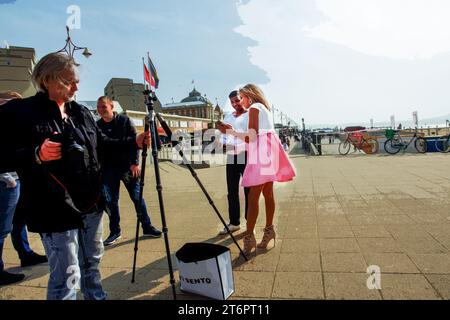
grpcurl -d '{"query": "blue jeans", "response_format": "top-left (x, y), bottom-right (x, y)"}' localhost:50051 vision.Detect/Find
top-left (102, 168), bottom-right (152, 235)
top-left (0, 180), bottom-right (20, 271)
top-left (41, 211), bottom-right (106, 300)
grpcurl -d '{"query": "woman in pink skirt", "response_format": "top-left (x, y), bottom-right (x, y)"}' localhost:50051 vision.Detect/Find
top-left (219, 84), bottom-right (296, 256)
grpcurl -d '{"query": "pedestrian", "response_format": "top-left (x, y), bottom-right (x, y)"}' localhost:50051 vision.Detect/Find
top-left (218, 84), bottom-right (296, 256)
top-left (0, 92), bottom-right (47, 287)
top-left (96, 96), bottom-right (161, 246)
top-left (216, 91), bottom-right (250, 235)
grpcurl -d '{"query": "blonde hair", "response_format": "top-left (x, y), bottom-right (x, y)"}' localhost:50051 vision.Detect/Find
top-left (31, 52), bottom-right (79, 92)
top-left (239, 84), bottom-right (270, 111)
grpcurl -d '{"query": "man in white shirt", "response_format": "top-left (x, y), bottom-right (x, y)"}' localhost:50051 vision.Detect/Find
top-left (217, 91), bottom-right (249, 235)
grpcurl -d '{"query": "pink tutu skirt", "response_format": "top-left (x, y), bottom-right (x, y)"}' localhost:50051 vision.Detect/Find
top-left (242, 132), bottom-right (296, 187)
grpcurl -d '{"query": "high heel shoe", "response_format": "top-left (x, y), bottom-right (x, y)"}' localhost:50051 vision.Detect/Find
top-left (243, 233), bottom-right (257, 256)
top-left (257, 225), bottom-right (276, 249)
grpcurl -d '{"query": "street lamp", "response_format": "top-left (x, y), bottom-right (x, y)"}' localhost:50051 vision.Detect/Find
top-left (57, 26), bottom-right (92, 59)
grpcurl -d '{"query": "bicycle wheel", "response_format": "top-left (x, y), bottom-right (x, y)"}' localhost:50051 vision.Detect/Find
top-left (364, 138), bottom-right (379, 154)
top-left (338, 140), bottom-right (351, 155)
top-left (384, 138), bottom-right (401, 155)
top-left (414, 137), bottom-right (427, 153)
top-left (435, 135), bottom-right (450, 153)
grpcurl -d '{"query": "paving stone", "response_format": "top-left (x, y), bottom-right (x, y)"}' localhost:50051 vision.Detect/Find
top-left (320, 238), bottom-right (360, 253)
top-left (233, 271), bottom-right (275, 299)
top-left (425, 275), bottom-right (450, 299)
top-left (318, 225), bottom-right (354, 238)
top-left (357, 238), bottom-right (403, 253)
top-left (380, 274), bottom-right (441, 300)
top-left (277, 253), bottom-right (321, 272)
top-left (352, 226), bottom-right (391, 238)
top-left (281, 238), bottom-right (320, 253)
top-left (408, 254), bottom-right (450, 274)
top-left (363, 253), bottom-right (419, 274)
top-left (272, 272), bottom-right (324, 299)
top-left (397, 238), bottom-right (448, 254)
top-left (323, 273), bottom-right (382, 300)
top-left (322, 253), bottom-right (367, 273)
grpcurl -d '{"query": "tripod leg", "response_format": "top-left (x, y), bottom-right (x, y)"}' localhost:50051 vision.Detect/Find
top-left (175, 145), bottom-right (249, 261)
top-left (149, 117), bottom-right (177, 300)
top-left (131, 118), bottom-right (149, 284)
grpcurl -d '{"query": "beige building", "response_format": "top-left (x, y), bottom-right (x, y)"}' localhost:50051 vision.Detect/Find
top-left (0, 46), bottom-right (37, 97)
top-left (124, 110), bottom-right (210, 135)
top-left (162, 88), bottom-right (223, 128)
top-left (104, 78), bottom-right (162, 113)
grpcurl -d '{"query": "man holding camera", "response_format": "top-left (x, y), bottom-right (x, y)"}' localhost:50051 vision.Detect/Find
top-left (96, 96), bottom-right (161, 246)
top-left (0, 53), bottom-right (150, 300)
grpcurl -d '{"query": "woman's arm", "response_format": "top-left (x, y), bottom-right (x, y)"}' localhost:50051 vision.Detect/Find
top-left (223, 107), bottom-right (259, 143)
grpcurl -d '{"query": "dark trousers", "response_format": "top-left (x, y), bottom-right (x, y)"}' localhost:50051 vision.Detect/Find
top-left (102, 167), bottom-right (152, 235)
top-left (226, 152), bottom-right (249, 226)
top-left (11, 219), bottom-right (33, 260)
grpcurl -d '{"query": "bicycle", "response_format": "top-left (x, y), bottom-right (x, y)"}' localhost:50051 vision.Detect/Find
top-left (338, 131), bottom-right (379, 155)
top-left (435, 134), bottom-right (450, 153)
top-left (384, 129), bottom-right (427, 154)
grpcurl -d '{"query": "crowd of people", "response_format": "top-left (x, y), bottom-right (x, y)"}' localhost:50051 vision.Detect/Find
top-left (0, 51), bottom-right (296, 299)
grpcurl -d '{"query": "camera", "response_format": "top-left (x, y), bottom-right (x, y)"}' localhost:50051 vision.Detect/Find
top-left (50, 120), bottom-right (86, 174)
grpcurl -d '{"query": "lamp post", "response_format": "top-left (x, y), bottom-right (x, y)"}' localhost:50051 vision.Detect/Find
top-left (57, 26), bottom-right (92, 59)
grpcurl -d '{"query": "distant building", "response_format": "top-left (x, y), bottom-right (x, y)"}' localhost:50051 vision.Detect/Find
top-left (0, 46), bottom-right (37, 97)
top-left (104, 78), bottom-right (162, 113)
top-left (162, 88), bottom-right (223, 127)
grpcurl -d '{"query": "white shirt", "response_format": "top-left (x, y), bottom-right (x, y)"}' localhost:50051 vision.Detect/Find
top-left (222, 111), bottom-right (249, 155)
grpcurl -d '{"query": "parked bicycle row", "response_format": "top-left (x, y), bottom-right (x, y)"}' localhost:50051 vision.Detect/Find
top-left (337, 129), bottom-right (449, 155)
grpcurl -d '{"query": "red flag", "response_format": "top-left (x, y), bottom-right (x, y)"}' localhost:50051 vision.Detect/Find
top-left (143, 62), bottom-right (151, 86)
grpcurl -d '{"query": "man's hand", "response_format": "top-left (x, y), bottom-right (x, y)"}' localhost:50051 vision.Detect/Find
top-left (217, 123), bottom-right (233, 134)
top-left (130, 164), bottom-right (141, 179)
top-left (39, 138), bottom-right (62, 162)
top-left (136, 131), bottom-right (151, 149)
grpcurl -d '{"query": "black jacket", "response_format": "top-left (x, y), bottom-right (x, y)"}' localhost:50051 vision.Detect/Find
top-left (0, 92), bottom-right (137, 233)
top-left (97, 113), bottom-right (139, 172)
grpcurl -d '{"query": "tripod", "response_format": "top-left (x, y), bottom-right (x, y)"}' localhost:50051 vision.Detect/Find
top-left (131, 89), bottom-right (177, 300)
top-left (131, 90), bottom-right (248, 300)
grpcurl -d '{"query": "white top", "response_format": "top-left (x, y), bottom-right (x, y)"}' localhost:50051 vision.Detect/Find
top-left (248, 103), bottom-right (274, 132)
top-left (222, 111), bottom-right (249, 155)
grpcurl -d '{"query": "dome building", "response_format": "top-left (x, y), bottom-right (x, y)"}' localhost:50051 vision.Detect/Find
top-left (163, 88), bottom-right (223, 127)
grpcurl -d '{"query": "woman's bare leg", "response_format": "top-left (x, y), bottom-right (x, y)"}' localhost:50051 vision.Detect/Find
top-left (246, 184), bottom-right (264, 236)
top-left (262, 182), bottom-right (275, 227)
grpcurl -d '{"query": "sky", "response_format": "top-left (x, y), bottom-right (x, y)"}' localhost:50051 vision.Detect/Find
top-left (1, 0), bottom-right (450, 126)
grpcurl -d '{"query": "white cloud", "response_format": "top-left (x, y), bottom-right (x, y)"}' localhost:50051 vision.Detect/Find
top-left (235, 0), bottom-right (450, 125)
top-left (304, 0), bottom-right (450, 60)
